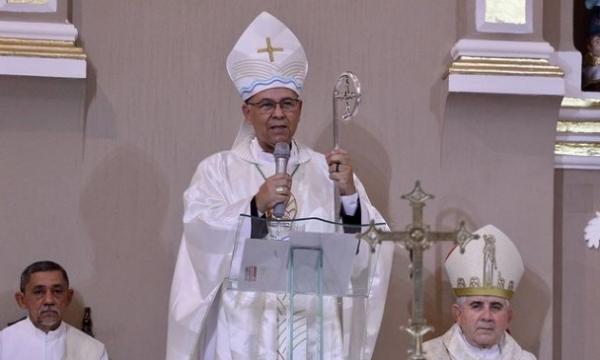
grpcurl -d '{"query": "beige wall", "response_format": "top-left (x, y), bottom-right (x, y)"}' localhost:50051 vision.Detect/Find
top-left (0, 1), bottom-right (562, 359)
top-left (544, 0), bottom-right (574, 50)
top-left (555, 169), bottom-right (600, 359)
top-left (434, 94), bottom-right (560, 359)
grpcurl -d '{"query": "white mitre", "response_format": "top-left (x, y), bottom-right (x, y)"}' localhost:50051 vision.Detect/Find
top-left (445, 224), bottom-right (525, 300)
top-left (226, 11), bottom-right (308, 101)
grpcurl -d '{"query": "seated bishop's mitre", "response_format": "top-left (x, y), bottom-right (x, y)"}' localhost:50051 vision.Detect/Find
top-left (445, 224), bottom-right (525, 300)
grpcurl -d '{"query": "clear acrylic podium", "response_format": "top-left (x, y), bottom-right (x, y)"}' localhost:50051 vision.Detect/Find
top-left (226, 214), bottom-right (385, 360)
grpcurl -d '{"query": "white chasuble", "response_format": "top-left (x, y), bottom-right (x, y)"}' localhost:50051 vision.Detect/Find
top-left (422, 324), bottom-right (536, 360)
top-left (166, 137), bottom-right (393, 360)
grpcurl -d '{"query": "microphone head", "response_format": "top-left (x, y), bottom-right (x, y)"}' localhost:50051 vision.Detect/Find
top-left (273, 142), bottom-right (290, 159)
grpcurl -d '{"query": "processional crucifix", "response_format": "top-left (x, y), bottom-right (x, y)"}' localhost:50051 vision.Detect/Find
top-left (360, 181), bottom-right (480, 360)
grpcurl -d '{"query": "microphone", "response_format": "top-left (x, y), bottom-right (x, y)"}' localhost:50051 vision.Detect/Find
top-left (272, 142), bottom-right (290, 218)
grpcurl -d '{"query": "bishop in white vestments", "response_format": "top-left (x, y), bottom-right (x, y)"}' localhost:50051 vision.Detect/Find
top-left (422, 225), bottom-right (536, 360)
top-left (166, 11), bottom-right (394, 360)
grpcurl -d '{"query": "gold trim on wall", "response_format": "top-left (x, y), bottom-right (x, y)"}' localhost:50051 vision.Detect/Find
top-left (561, 97), bottom-right (600, 109)
top-left (0, 37), bottom-right (86, 60)
top-left (556, 98), bottom-right (600, 158)
top-left (555, 142), bottom-right (600, 156)
top-left (448, 56), bottom-right (564, 77)
top-left (557, 121), bottom-right (600, 134)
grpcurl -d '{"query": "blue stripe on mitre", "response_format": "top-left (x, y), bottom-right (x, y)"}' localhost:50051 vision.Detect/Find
top-left (239, 77), bottom-right (303, 99)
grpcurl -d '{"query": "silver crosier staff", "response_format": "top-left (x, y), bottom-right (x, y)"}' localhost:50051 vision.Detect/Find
top-left (332, 72), bottom-right (361, 221)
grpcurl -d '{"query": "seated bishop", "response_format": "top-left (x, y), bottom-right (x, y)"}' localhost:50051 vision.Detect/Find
top-left (423, 225), bottom-right (536, 360)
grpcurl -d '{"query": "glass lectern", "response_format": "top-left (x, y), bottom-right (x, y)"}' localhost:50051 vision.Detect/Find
top-left (226, 215), bottom-right (385, 360)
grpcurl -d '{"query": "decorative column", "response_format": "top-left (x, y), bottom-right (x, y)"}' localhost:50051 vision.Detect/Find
top-left (448, 0), bottom-right (563, 96)
top-left (440, 1), bottom-right (563, 359)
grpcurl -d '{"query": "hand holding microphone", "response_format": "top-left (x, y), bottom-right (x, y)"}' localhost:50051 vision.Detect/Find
top-left (272, 142), bottom-right (290, 218)
top-left (254, 142), bottom-right (291, 217)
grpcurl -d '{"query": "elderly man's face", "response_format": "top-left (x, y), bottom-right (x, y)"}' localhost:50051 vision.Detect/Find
top-left (242, 87), bottom-right (302, 153)
top-left (15, 270), bottom-right (73, 333)
top-left (452, 295), bottom-right (512, 348)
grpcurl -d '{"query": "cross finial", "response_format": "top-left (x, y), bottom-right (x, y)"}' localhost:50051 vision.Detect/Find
top-left (257, 37), bottom-right (284, 62)
top-left (401, 180), bottom-right (433, 204)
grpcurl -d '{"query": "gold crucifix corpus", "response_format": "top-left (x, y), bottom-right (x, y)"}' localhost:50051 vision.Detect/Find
top-left (257, 37), bottom-right (283, 62)
top-left (360, 181), bottom-right (479, 360)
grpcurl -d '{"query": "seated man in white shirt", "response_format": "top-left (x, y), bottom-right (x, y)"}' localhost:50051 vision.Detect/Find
top-left (0, 261), bottom-right (108, 360)
top-left (422, 225), bottom-right (536, 360)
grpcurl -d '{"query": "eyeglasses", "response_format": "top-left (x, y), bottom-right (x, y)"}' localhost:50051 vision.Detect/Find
top-left (246, 98), bottom-right (301, 115)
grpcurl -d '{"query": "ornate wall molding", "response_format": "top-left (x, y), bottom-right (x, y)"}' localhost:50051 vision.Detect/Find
top-left (0, 20), bottom-right (76, 40)
top-left (451, 39), bottom-right (555, 59)
top-left (447, 39), bottom-right (564, 95)
top-left (555, 98), bottom-right (600, 170)
top-left (0, 20), bottom-right (86, 78)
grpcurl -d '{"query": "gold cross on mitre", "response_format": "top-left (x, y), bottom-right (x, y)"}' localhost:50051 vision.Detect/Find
top-left (257, 37), bottom-right (283, 62)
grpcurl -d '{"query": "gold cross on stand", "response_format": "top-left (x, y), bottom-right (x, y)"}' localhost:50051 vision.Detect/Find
top-left (257, 37), bottom-right (283, 62)
top-left (360, 181), bottom-right (479, 360)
